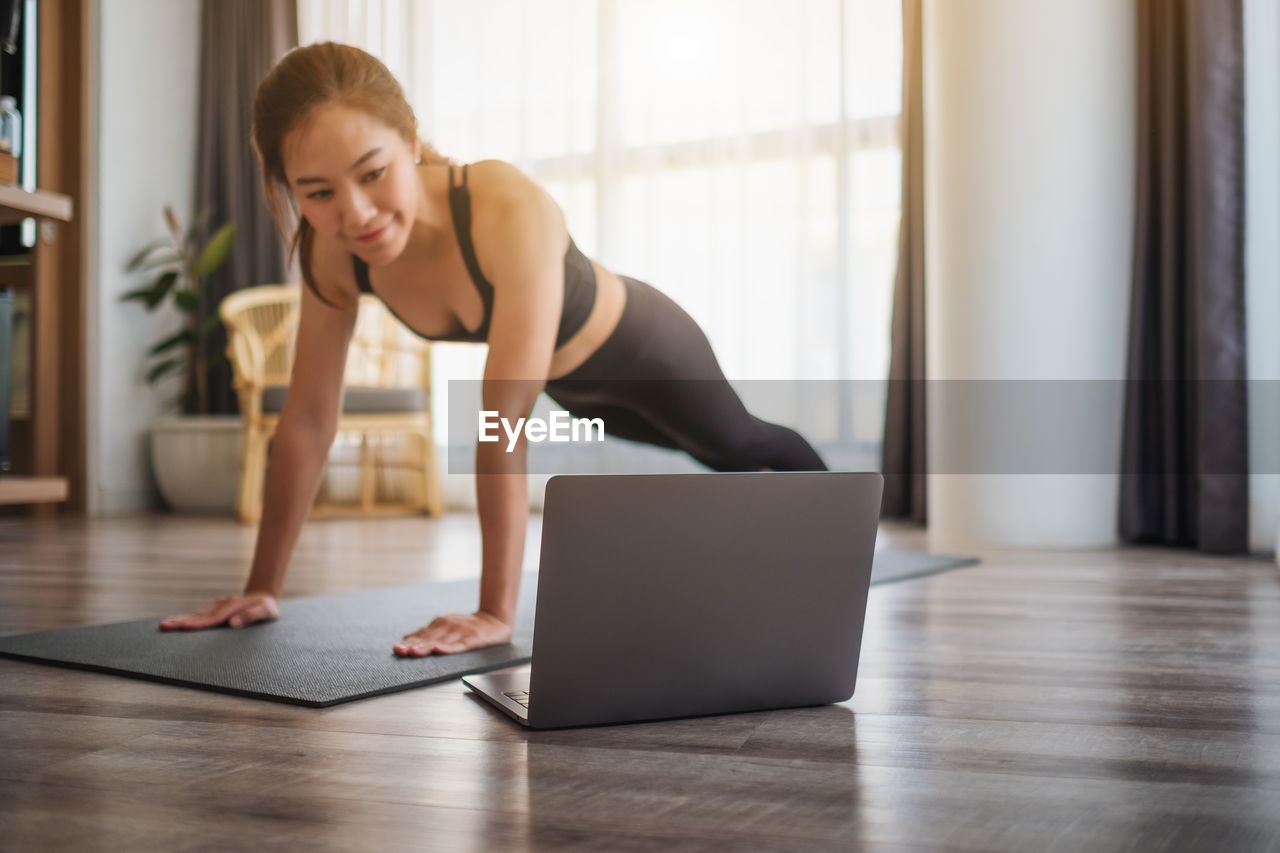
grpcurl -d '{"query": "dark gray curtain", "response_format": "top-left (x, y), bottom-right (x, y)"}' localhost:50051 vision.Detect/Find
top-left (880, 0), bottom-right (926, 523)
top-left (1120, 0), bottom-right (1248, 553)
top-left (192, 0), bottom-right (298, 416)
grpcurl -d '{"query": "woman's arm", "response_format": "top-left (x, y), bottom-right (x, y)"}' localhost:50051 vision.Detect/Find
top-left (475, 171), bottom-right (565, 613)
top-left (162, 272), bottom-right (358, 629)
top-left (393, 162), bottom-right (567, 655)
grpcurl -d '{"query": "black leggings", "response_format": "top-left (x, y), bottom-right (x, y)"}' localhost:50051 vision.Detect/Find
top-left (544, 276), bottom-right (826, 472)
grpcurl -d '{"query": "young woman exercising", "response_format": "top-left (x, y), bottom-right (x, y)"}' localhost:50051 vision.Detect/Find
top-left (160, 43), bottom-right (826, 655)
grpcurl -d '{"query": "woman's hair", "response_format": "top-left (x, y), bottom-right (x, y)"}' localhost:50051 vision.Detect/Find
top-left (251, 42), bottom-right (448, 305)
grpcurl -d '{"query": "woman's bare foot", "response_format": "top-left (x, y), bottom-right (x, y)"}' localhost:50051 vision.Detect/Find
top-left (393, 610), bottom-right (513, 657)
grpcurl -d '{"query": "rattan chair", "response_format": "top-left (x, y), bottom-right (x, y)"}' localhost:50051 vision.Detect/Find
top-left (220, 284), bottom-right (445, 524)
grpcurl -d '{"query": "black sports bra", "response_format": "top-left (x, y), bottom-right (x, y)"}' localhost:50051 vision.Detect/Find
top-left (352, 164), bottom-right (597, 347)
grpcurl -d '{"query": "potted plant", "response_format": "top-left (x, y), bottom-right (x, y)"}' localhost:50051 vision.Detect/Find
top-left (123, 206), bottom-right (240, 512)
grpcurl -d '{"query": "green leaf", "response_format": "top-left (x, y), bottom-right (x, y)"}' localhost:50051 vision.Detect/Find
top-left (146, 356), bottom-right (185, 385)
top-left (195, 223), bottom-right (238, 278)
top-left (148, 328), bottom-right (194, 357)
top-left (198, 313), bottom-right (223, 336)
top-left (125, 238), bottom-right (173, 272)
top-left (135, 252), bottom-right (184, 274)
top-left (146, 271), bottom-right (180, 309)
top-left (174, 290), bottom-right (201, 313)
top-left (120, 284), bottom-right (158, 304)
top-left (164, 205), bottom-right (186, 251)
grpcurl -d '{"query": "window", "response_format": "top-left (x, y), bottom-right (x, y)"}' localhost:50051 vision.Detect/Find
top-left (300, 0), bottom-right (901, 467)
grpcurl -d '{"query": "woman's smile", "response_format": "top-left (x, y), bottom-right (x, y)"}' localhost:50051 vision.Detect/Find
top-left (353, 221), bottom-right (391, 244)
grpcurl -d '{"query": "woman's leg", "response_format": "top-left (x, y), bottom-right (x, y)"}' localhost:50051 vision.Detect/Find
top-left (624, 379), bottom-right (827, 472)
top-left (547, 277), bottom-right (827, 472)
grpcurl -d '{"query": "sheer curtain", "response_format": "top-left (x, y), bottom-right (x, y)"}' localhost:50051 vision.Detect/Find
top-left (298, 0), bottom-right (902, 504)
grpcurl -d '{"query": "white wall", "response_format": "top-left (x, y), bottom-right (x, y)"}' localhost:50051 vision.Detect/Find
top-left (88, 0), bottom-right (202, 515)
top-left (923, 0), bottom-right (1135, 549)
top-left (1245, 0), bottom-right (1280, 556)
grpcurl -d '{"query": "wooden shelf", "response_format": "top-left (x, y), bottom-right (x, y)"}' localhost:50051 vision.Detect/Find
top-left (0, 476), bottom-right (69, 505)
top-left (0, 184), bottom-right (73, 225)
top-left (1, 1), bottom-right (90, 516)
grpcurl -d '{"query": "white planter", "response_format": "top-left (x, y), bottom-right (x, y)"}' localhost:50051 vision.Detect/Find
top-left (150, 415), bottom-right (242, 514)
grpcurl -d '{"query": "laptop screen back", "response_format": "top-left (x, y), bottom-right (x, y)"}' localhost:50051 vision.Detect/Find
top-left (526, 472), bottom-right (883, 729)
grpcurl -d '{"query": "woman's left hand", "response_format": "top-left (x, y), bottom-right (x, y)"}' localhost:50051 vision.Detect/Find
top-left (393, 610), bottom-right (514, 657)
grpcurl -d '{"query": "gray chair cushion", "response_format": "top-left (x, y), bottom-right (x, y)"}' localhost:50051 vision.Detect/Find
top-left (261, 385), bottom-right (427, 415)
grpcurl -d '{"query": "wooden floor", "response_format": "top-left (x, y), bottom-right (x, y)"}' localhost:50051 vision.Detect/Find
top-left (1, 513), bottom-right (1278, 852)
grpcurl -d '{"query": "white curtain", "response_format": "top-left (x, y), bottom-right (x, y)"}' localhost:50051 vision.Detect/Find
top-left (299, 0), bottom-right (902, 506)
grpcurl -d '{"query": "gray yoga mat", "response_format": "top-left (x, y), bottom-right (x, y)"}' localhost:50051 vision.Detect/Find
top-left (870, 550), bottom-right (979, 586)
top-left (0, 553), bottom-right (976, 708)
top-left (0, 575), bottom-right (538, 708)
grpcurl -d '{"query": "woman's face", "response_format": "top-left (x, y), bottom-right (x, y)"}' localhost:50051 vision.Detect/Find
top-left (283, 103), bottom-right (420, 265)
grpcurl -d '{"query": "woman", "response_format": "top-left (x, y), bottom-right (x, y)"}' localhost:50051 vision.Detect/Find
top-left (160, 43), bottom-right (825, 656)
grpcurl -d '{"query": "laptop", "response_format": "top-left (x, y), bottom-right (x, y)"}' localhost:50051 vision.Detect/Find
top-left (463, 471), bottom-right (883, 729)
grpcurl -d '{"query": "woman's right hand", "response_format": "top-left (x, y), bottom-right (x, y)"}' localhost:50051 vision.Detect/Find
top-left (159, 592), bottom-right (280, 631)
